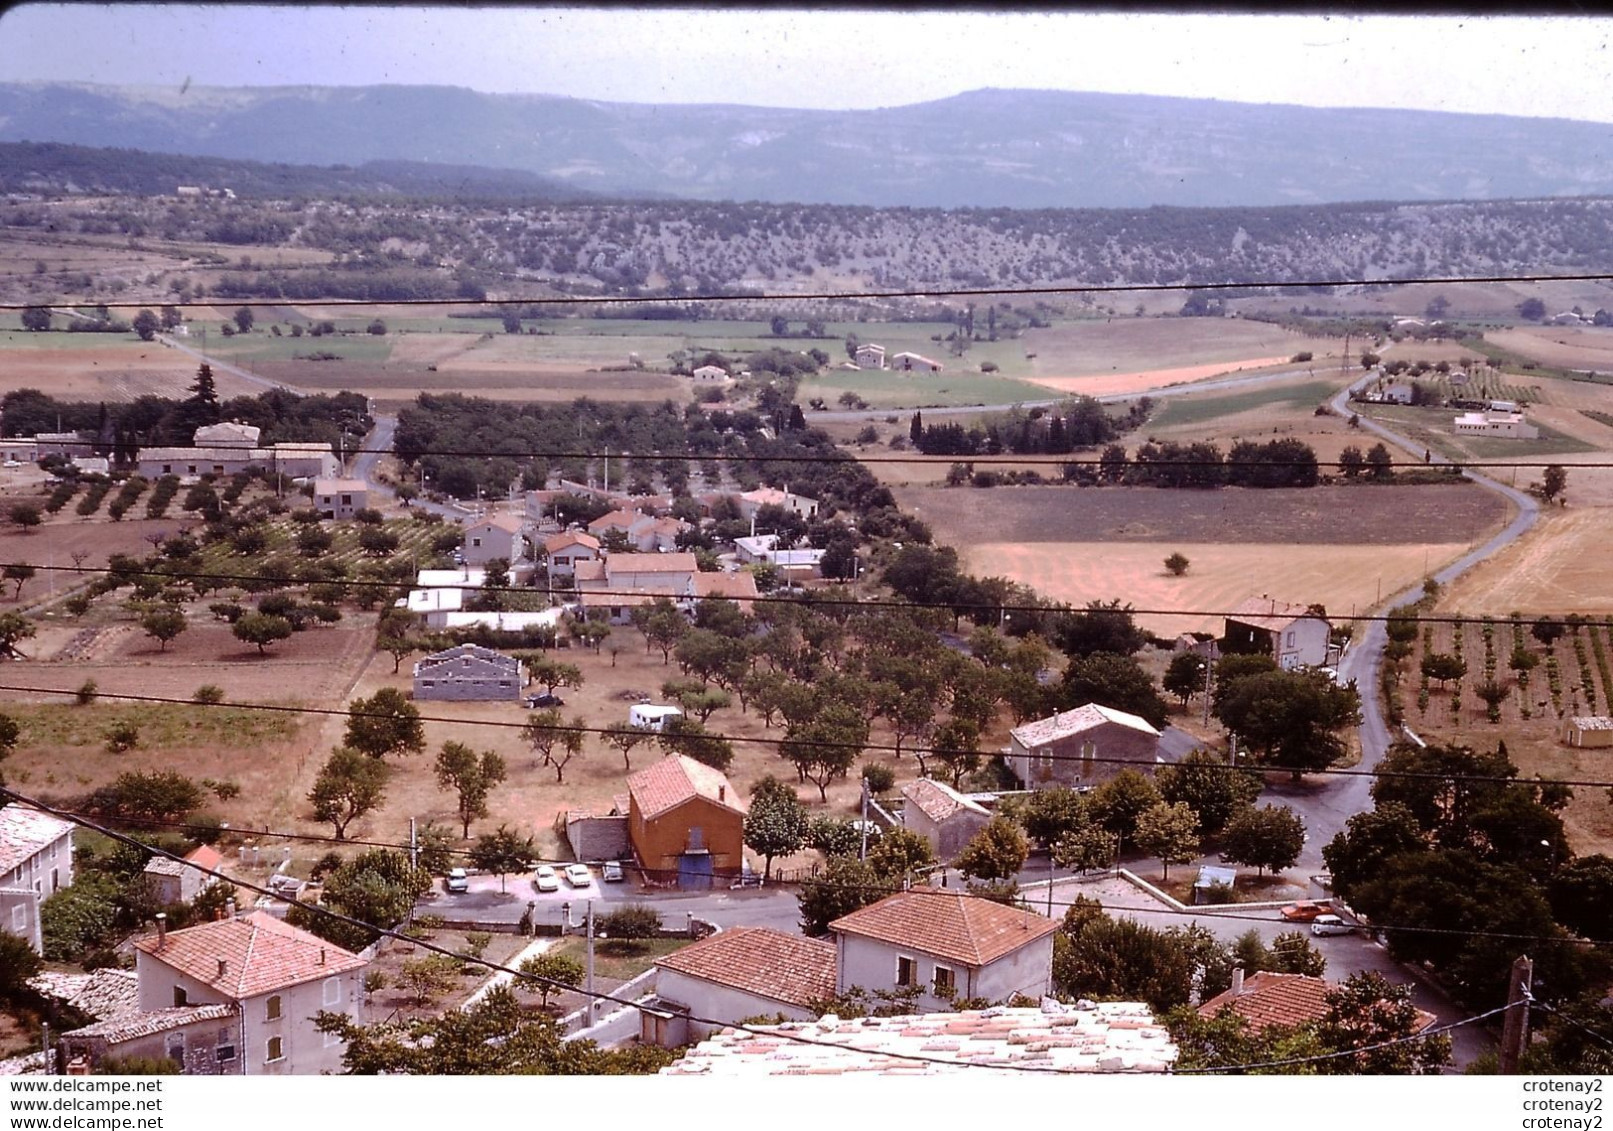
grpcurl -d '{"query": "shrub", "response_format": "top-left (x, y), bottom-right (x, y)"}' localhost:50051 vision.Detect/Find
top-left (598, 904), bottom-right (662, 940)
top-left (104, 721), bottom-right (140, 754)
top-left (193, 684), bottom-right (226, 705)
top-left (861, 763), bottom-right (896, 794)
top-left (75, 678), bottom-right (98, 705)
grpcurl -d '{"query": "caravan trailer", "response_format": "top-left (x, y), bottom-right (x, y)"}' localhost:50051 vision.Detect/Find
top-left (629, 704), bottom-right (684, 732)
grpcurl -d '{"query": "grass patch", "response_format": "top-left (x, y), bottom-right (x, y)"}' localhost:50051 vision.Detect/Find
top-left (1148, 379), bottom-right (1340, 429)
top-left (548, 934), bottom-right (696, 981)
top-left (1353, 403), bottom-right (1598, 460)
top-left (7, 702), bottom-right (301, 749)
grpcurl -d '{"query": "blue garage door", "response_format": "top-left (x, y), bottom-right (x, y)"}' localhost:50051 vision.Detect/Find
top-left (678, 851), bottom-right (714, 891)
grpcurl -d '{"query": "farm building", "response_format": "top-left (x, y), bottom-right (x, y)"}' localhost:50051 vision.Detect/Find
top-left (1454, 411), bottom-right (1539, 439)
top-left (1381, 383), bottom-right (1415, 404)
top-left (34, 431), bottom-right (92, 459)
top-left (853, 343), bottom-right (886, 369)
top-left (627, 754), bottom-right (747, 889)
top-left (889, 351), bottom-right (944, 372)
top-left (1009, 704), bottom-right (1163, 788)
top-left (412, 643), bottom-right (524, 702)
top-left (193, 422), bottom-right (261, 448)
top-left (1222, 596), bottom-right (1331, 670)
top-left (899, 778), bottom-right (991, 861)
top-left (312, 478), bottom-right (367, 520)
top-left (1563, 716), bottom-right (1613, 748)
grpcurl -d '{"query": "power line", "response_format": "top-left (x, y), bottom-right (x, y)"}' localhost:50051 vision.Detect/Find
top-left (9, 269), bottom-right (1613, 312)
top-left (1531, 1000), bottom-right (1613, 1055)
top-left (1, 680), bottom-right (1604, 789)
top-left (1175, 1000), bottom-right (1513, 1074)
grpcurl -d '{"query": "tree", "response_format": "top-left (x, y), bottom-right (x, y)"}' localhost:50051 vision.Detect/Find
top-left (527, 659), bottom-right (583, 697)
top-left (1364, 443), bottom-right (1394, 480)
top-left (379, 634), bottom-right (415, 674)
top-left (1157, 749), bottom-right (1262, 835)
top-left (343, 687), bottom-right (425, 759)
top-left (633, 598), bottom-right (688, 663)
top-left (798, 856), bottom-right (884, 935)
top-left (293, 849), bottom-right (431, 951)
top-left (308, 747), bottom-right (389, 839)
top-left (770, 314), bottom-right (789, 336)
top-left (0, 930), bottom-right (41, 1004)
top-left (522, 710), bottom-right (585, 783)
top-left (657, 717), bottom-right (734, 771)
top-left (160, 305), bottom-right (182, 330)
top-left (1016, 786), bottom-right (1088, 851)
top-left (1421, 651), bottom-right (1467, 689)
top-left (1269, 931), bottom-right (1327, 977)
top-left (1060, 651), bottom-right (1170, 728)
top-left (9, 503), bottom-right (40, 532)
top-left (1055, 599), bottom-right (1147, 659)
top-left (780, 701), bottom-right (867, 802)
top-left (232, 306), bottom-right (255, 333)
top-left (1542, 464), bottom-right (1568, 502)
top-left (0, 563), bottom-right (35, 602)
top-left (1221, 805), bottom-right (1306, 876)
top-left (1313, 971), bottom-right (1452, 1074)
top-left (231, 612), bottom-right (292, 654)
top-left (1517, 297), bottom-right (1547, 321)
top-left (1054, 904), bottom-right (1199, 1013)
top-left (0, 612), bottom-right (35, 660)
top-left (139, 607), bottom-right (187, 651)
top-left (399, 955), bottom-right (460, 1007)
top-left (1532, 616), bottom-right (1566, 646)
top-left (604, 722), bottom-right (655, 771)
top-left (1085, 769), bottom-right (1163, 850)
top-left (20, 306), bottom-right (50, 332)
top-left (1337, 445), bottom-right (1364, 478)
top-left (1163, 552), bottom-right (1190, 577)
top-left (809, 816), bottom-right (862, 858)
top-left (743, 781), bottom-right (809, 881)
top-left (956, 816), bottom-right (1029, 882)
top-left (469, 826), bottom-right (536, 893)
top-left (1135, 801), bottom-right (1201, 879)
top-left (358, 526), bottom-right (399, 556)
top-left (1214, 668), bottom-right (1361, 775)
top-left (518, 953), bottom-right (585, 1009)
top-left (866, 826), bottom-right (935, 882)
top-left (1163, 652), bottom-right (1209, 708)
top-left (434, 742), bottom-right (507, 837)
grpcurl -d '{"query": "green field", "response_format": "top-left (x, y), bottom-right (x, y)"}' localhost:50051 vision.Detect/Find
top-left (1355, 402), bottom-right (1598, 460)
top-left (1147, 379), bottom-right (1342, 429)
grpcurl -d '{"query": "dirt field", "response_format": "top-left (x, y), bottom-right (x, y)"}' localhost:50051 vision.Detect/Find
top-left (1438, 509), bottom-right (1613, 619)
top-left (1488, 325), bottom-right (1613, 372)
top-left (247, 358), bottom-right (690, 406)
top-left (1017, 317), bottom-right (1338, 387)
top-left (0, 332), bottom-right (267, 400)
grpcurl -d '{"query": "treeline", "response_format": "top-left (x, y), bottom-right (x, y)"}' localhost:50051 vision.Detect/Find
top-left (0, 386), bottom-right (372, 451)
top-left (941, 438), bottom-right (1324, 490)
top-left (211, 268), bottom-right (485, 302)
top-left (910, 397), bottom-right (1151, 457)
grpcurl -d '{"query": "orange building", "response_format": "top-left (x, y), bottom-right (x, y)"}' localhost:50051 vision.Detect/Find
top-left (627, 755), bottom-right (747, 889)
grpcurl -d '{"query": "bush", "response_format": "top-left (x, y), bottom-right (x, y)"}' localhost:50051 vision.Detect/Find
top-left (75, 678), bottom-right (99, 705)
top-left (104, 721), bottom-right (140, 754)
top-left (193, 684), bottom-right (225, 705)
top-left (861, 763), bottom-right (896, 794)
top-left (598, 904), bottom-right (662, 940)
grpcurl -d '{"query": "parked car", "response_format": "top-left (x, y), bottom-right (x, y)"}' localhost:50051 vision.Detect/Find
top-left (601, 860), bottom-right (624, 883)
top-left (1280, 901), bottom-right (1330, 922)
top-left (444, 867), bottom-right (469, 894)
top-left (1311, 914), bottom-right (1353, 937)
top-left (533, 865), bottom-right (561, 893)
top-left (525, 693), bottom-right (565, 708)
top-left (564, 863), bottom-right (592, 888)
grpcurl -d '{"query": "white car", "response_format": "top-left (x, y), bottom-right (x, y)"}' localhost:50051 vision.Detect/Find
top-left (601, 860), bottom-right (625, 883)
top-left (564, 863), bottom-right (592, 888)
top-left (1311, 914), bottom-right (1353, 937)
top-left (444, 868), bottom-right (468, 894)
top-left (533, 865), bottom-right (561, 893)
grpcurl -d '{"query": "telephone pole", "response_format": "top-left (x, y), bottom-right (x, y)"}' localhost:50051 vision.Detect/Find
top-left (1497, 955), bottom-right (1534, 1074)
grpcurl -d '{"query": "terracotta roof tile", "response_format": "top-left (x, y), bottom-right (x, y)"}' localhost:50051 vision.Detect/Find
top-left (0, 804), bottom-right (73, 874)
top-left (628, 755), bottom-right (747, 820)
top-left (829, 891), bottom-right (1057, 967)
top-left (134, 911), bottom-right (365, 999)
top-left (64, 1004), bottom-right (237, 1044)
top-left (656, 927), bottom-right (837, 1008)
top-left (1198, 972), bottom-right (1437, 1035)
top-left (545, 530), bottom-right (601, 553)
top-left (1009, 703), bottom-right (1160, 748)
top-left (1225, 596), bottom-right (1328, 632)
top-left (606, 552), bottom-right (699, 575)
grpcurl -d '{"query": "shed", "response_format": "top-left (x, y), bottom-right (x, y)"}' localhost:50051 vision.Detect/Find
top-left (1563, 716), bottom-right (1613, 748)
top-left (1194, 865), bottom-right (1238, 904)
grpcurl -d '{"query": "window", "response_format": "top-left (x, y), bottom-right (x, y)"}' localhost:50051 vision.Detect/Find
top-left (216, 1027), bottom-right (236, 1064)
top-left (933, 965), bottom-right (956, 998)
top-left (10, 904), bottom-right (25, 933)
top-left (323, 977), bottom-right (341, 1007)
top-left (472, 537), bottom-right (483, 548)
top-left (1285, 631), bottom-right (1295, 648)
top-left (173, 986), bottom-right (189, 1007)
top-left (896, 956), bottom-right (917, 987)
top-left (265, 995), bottom-right (282, 1021)
top-left (340, 494), bottom-right (352, 505)
top-left (266, 1036), bottom-right (284, 1063)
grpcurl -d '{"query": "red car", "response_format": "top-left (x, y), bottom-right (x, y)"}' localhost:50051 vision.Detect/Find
top-left (1280, 901), bottom-right (1330, 922)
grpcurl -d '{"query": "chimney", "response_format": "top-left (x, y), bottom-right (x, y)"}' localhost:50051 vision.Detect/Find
top-left (217, 958), bottom-right (228, 980)
top-left (718, 784), bottom-right (726, 802)
top-left (225, 898), bottom-right (237, 919)
top-left (319, 948), bottom-right (327, 966)
top-left (155, 913), bottom-right (167, 949)
top-left (1231, 967), bottom-right (1245, 996)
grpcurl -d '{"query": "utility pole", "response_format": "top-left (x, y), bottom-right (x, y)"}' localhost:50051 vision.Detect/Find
top-left (1498, 955), bottom-right (1534, 1074)
top-left (585, 901), bottom-right (595, 1005)
top-left (409, 818), bottom-right (417, 870)
top-left (859, 780), bottom-right (871, 861)
top-left (1202, 648), bottom-right (1214, 727)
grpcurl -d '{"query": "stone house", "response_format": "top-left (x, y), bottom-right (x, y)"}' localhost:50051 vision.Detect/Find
top-left (1222, 596), bottom-right (1332, 670)
top-left (142, 844), bottom-right (224, 907)
top-left (412, 643), bottom-right (524, 702)
top-left (899, 778), bottom-right (991, 861)
top-left (1008, 704), bottom-right (1162, 789)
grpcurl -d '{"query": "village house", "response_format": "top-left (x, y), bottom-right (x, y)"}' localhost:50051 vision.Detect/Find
top-left (644, 927), bottom-right (837, 1045)
top-left (1380, 383), bottom-right (1415, 404)
top-left (136, 443), bottom-right (338, 482)
top-left (412, 643), bottom-right (524, 702)
top-left (830, 890), bottom-right (1058, 1011)
top-left (0, 804), bottom-right (75, 954)
top-left (889, 351), bottom-right (944, 372)
top-left (1222, 596), bottom-right (1332, 670)
top-left (1453, 411), bottom-right (1540, 439)
top-left (853, 343), bottom-right (886, 369)
top-left (33, 431), bottom-right (93, 459)
top-left (60, 911), bottom-right (368, 1075)
top-left (661, 1001), bottom-right (1177, 1075)
top-left (312, 478), bottom-right (367, 520)
top-left (575, 552), bottom-right (700, 622)
top-left (733, 534), bottom-right (827, 579)
top-left (142, 844), bottom-right (224, 907)
top-left (1008, 703), bottom-right (1163, 789)
top-left (193, 422), bottom-right (261, 448)
top-left (0, 438), bottom-right (37, 464)
top-left (1198, 970), bottom-right (1434, 1036)
top-left (691, 364), bottom-right (730, 382)
top-left (690, 570), bottom-right (760, 612)
top-left (461, 513), bottom-right (528, 567)
top-left (899, 778), bottom-right (992, 861)
top-left (626, 754), bottom-right (747, 889)
top-left (542, 530), bottom-right (602, 579)
top-left (587, 509), bottom-right (688, 553)
top-left (735, 486), bottom-right (819, 521)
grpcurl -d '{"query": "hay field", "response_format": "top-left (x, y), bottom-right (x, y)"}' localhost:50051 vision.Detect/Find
top-left (0, 331), bottom-right (265, 400)
top-left (966, 540), bottom-right (1472, 637)
top-left (1487, 325), bottom-right (1613, 372)
top-left (1438, 509), bottom-right (1613, 619)
top-left (1015, 317), bottom-right (1339, 391)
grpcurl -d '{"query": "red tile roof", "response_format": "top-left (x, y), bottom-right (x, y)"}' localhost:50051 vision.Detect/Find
top-left (184, 844), bottom-right (223, 872)
top-left (628, 755), bottom-right (747, 820)
top-left (830, 891), bottom-right (1057, 967)
top-left (656, 927), bottom-right (837, 1008)
top-left (134, 911), bottom-right (366, 1000)
top-left (1225, 596), bottom-right (1328, 632)
top-left (1197, 972), bottom-right (1437, 1035)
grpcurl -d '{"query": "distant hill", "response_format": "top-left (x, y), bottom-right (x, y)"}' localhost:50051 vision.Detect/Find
top-left (4, 81), bottom-right (1613, 209)
top-left (0, 141), bottom-right (595, 201)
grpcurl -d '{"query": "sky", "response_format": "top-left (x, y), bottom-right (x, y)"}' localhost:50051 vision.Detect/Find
top-left (1, 6), bottom-right (1611, 122)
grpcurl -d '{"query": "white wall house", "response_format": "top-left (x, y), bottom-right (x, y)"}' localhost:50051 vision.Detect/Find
top-left (312, 478), bottom-right (367, 520)
top-left (1454, 412), bottom-right (1540, 439)
top-left (1222, 596), bottom-right (1332, 670)
top-left (0, 804), bottom-right (75, 954)
top-left (647, 927), bottom-right (836, 1045)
